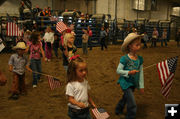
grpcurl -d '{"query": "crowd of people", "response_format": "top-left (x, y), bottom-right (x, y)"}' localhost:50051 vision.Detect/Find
top-left (0, 22), bottom-right (180, 118)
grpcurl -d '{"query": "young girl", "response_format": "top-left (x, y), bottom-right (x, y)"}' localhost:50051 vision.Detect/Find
top-left (43, 26), bottom-right (54, 61)
top-left (29, 32), bottom-right (45, 88)
top-left (115, 33), bottom-right (144, 119)
top-left (62, 33), bottom-right (77, 71)
top-left (82, 29), bottom-right (89, 55)
top-left (66, 57), bottom-right (96, 119)
top-left (151, 27), bottom-right (159, 47)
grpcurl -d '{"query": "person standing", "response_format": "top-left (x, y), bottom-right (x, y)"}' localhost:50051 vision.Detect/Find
top-left (151, 27), bottom-right (159, 47)
top-left (43, 26), bottom-right (54, 61)
top-left (87, 26), bottom-right (93, 50)
top-left (161, 28), bottom-right (168, 47)
top-left (100, 26), bottom-right (107, 50)
top-left (82, 29), bottom-right (89, 55)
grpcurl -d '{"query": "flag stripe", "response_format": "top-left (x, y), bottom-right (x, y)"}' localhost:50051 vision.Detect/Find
top-left (157, 56), bottom-right (178, 98)
top-left (92, 108), bottom-right (109, 119)
top-left (157, 63), bottom-right (165, 86)
top-left (7, 22), bottom-right (22, 36)
top-left (56, 21), bottom-right (67, 33)
top-left (47, 76), bottom-right (62, 90)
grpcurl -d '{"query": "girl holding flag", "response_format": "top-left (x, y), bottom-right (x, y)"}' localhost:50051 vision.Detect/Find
top-left (29, 32), bottom-right (46, 88)
top-left (66, 56), bottom-right (96, 119)
top-left (115, 33), bottom-right (144, 119)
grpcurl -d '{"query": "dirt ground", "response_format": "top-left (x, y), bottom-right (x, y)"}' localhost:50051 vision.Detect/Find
top-left (0, 41), bottom-right (180, 119)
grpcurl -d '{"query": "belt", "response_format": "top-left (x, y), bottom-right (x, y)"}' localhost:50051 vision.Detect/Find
top-left (69, 107), bottom-right (89, 114)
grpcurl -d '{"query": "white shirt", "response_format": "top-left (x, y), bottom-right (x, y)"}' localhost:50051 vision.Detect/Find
top-left (43, 32), bottom-right (54, 44)
top-left (66, 80), bottom-right (90, 109)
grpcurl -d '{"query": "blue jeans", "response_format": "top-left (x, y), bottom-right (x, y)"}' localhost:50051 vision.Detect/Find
top-left (115, 87), bottom-right (136, 119)
top-left (82, 43), bottom-right (88, 54)
top-left (161, 39), bottom-right (167, 46)
top-left (30, 59), bottom-right (42, 85)
top-left (53, 47), bottom-right (58, 58)
top-left (68, 107), bottom-right (91, 119)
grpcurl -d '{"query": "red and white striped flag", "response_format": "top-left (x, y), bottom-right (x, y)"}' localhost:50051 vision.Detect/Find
top-left (56, 21), bottom-right (67, 33)
top-left (157, 56), bottom-right (178, 98)
top-left (6, 22), bottom-right (22, 36)
top-left (91, 108), bottom-right (110, 119)
top-left (47, 76), bottom-right (62, 90)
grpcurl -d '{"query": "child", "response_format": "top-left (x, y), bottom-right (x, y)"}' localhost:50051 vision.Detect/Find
top-left (87, 26), bottom-right (93, 50)
top-left (151, 27), bottom-right (159, 47)
top-left (62, 33), bottom-right (77, 71)
top-left (82, 29), bottom-right (89, 55)
top-left (43, 26), bottom-right (54, 61)
top-left (66, 57), bottom-right (96, 119)
top-left (115, 33), bottom-right (144, 119)
top-left (29, 32), bottom-right (45, 88)
top-left (53, 33), bottom-right (60, 58)
top-left (142, 32), bottom-right (149, 48)
top-left (8, 42), bottom-right (32, 100)
top-left (161, 28), bottom-right (168, 47)
top-left (100, 26), bottom-right (107, 50)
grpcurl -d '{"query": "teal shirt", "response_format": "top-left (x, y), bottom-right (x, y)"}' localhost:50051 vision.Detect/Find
top-left (117, 54), bottom-right (144, 90)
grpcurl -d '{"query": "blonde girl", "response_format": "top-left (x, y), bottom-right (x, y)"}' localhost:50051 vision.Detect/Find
top-left (115, 33), bottom-right (144, 119)
top-left (62, 33), bottom-right (77, 71)
top-left (66, 57), bottom-right (96, 119)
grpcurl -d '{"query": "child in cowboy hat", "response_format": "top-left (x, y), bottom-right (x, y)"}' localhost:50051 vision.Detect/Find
top-left (115, 33), bottom-right (144, 119)
top-left (8, 42), bottom-right (32, 100)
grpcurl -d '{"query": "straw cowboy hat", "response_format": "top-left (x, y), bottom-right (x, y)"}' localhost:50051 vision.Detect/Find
top-left (12, 42), bottom-right (26, 50)
top-left (121, 33), bottom-right (143, 52)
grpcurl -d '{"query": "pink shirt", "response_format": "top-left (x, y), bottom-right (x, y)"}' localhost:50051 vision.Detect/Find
top-left (88, 30), bottom-right (92, 37)
top-left (29, 42), bottom-right (42, 59)
top-left (61, 36), bottom-right (64, 46)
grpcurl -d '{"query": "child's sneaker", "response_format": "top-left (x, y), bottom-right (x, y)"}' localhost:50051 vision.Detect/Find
top-left (33, 85), bottom-right (37, 88)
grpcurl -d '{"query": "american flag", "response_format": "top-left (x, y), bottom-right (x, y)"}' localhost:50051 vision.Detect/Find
top-left (157, 56), bottom-right (178, 98)
top-left (47, 76), bottom-right (62, 90)
top-left (56, 21), bottom-right (67, 33)
top-left (6, 22), bottom-right (22, 36)
top-left (91, 108), bottom-right (110, 119)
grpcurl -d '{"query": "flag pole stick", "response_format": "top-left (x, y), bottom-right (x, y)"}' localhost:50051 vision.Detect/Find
top-left (31, 71), bottom-right (61, 80)
top-left (143, 55), bottom-right (179, 70)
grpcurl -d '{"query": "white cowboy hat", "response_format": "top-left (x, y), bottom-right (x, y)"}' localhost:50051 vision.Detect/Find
top-left (12, 42), bottom-right (26, 50)
top-left (121, 33), bottom-right (143, 52)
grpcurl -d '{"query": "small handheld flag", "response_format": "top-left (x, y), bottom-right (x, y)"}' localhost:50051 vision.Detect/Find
top-left (47, 76), bottom-right (62, 90)
top-left (157, 56), bottom-right (178, 98)
top-left (91, 108), bottom-right (110, 119)
top-left (56, 21), bottom-right (68, 33)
